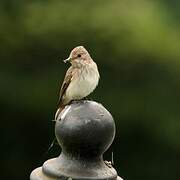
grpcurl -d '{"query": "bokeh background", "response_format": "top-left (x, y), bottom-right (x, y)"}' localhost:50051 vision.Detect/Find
top-left (1, 0), bottom-right (180, 179)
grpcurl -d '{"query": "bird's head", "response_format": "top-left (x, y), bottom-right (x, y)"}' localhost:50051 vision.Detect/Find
top-left (63, 46), bottom-right (92, 67)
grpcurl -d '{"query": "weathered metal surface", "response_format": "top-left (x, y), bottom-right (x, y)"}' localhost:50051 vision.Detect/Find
top-left (30, 100), bottom-right (123, 180)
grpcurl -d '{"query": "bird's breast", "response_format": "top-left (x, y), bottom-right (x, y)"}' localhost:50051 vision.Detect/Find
top-left (66, 64), bottom-right (99, 101)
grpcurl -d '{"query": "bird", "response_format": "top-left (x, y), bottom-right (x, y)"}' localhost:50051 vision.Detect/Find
top-left (55, 46), bottom-right (100, 120)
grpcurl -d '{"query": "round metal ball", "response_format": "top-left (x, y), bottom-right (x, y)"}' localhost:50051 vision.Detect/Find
top-left (55, 100), bottom-right (116, 159)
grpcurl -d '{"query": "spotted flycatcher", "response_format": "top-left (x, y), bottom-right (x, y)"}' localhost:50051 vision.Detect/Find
top-left (55, 46), bottom-right (100, 120)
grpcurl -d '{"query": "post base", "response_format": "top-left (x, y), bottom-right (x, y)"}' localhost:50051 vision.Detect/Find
top-left (30, 154), bottom-right (121, 180)
top-left (30, 166), bottom-right (123, 180)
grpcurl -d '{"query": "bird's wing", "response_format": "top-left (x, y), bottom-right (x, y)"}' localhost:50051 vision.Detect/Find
top-left (57, 66), bottom-right (73, 107)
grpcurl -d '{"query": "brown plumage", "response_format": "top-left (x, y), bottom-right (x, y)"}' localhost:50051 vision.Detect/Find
top-left (55, 46), bottom-right (100, 120)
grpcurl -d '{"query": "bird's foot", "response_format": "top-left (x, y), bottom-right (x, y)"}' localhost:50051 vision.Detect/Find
top-left (71, 100), bottom-right (80, 104)
top-left (71, 99), bottom-right (88, 104)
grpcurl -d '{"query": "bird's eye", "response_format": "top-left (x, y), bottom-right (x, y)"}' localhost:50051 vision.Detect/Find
top-left (77, 54), bottom-right (81, 57)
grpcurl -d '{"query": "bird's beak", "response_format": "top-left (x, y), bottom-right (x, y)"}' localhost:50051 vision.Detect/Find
top-left (63, 57), bottom-right (71, 63)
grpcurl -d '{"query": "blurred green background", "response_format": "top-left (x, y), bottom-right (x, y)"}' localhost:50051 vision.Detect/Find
top-left (1, 0), bottom-right (180, 179)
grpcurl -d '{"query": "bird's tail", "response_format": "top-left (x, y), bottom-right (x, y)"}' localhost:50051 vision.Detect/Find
top-left (54, 105), bottom-right (65, 120)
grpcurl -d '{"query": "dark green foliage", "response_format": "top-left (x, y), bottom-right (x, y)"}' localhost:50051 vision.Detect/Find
top-left (0, 1), bottom-right (180, 180)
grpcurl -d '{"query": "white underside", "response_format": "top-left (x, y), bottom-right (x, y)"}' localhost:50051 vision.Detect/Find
top-left (65, 63), bottom-right (99, 103)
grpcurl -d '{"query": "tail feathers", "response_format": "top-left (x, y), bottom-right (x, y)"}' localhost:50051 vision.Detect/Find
top-left (54, 106), bottom-right (65, 120)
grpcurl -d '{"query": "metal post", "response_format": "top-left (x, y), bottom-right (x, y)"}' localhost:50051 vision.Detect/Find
top-left (30, 100), bottom-right (123, 180)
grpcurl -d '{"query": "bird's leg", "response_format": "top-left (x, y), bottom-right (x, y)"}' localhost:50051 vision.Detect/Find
top-left (81, 97), bottom-right (89, 103)
top-left (83, 95), bottom-right (94, 102)
top-left (70, 100), bottom-right (79, 104)
top-left (82, 97), bottom-right (88, 100)
top-left (70, 97), bottom-right (91, 104)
